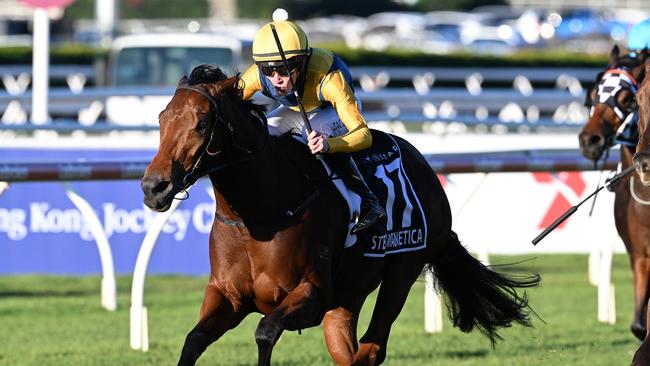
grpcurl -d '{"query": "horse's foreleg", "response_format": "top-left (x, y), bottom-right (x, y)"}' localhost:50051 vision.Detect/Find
top-left (634, 298), bottom-right (650, 365)
top-left (353, 256), bottom-right (425, 366)
top-left (323, 245), bottom-right (381, 366)
top-left (631, 256), bottom-right (650, 340)
top-left (178, 284), bottom-right (248, 366)
top-left (256, 281), bottom-right (324, 366)
top-left (632, 321), bottom-right (650, 366)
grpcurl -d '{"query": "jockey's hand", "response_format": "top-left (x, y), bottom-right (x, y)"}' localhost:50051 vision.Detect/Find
top-left (307, 130), bottom-right (329, 154)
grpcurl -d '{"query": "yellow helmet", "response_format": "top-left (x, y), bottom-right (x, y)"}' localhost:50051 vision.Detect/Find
top-left (252, 20), bottom-right (309, 63)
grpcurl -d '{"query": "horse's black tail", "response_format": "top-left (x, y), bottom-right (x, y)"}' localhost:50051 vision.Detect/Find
top-left (427, 231), bottom-right (540, 346)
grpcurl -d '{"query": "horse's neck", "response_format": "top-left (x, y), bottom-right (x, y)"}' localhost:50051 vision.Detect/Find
top-left (621, 145), bottom-right (635, 168)
top-left (631, 63), bottom-right (646, 80)
top-left (623, 54), bottom-right (648, 80)
top-left (210, 137), bottom-right (314, 223)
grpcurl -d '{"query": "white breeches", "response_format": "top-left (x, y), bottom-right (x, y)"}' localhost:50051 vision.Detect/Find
top-left (266, 99), bottom-right (361, 141)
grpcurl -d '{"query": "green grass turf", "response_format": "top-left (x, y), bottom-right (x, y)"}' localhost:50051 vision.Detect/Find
top-left (0, 254), bottom-right (642, 365)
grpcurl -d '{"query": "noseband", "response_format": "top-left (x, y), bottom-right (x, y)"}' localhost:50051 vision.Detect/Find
top-left (177, 85), bottom-right (268, 189)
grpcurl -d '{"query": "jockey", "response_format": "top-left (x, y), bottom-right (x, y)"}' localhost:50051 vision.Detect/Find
top-left (615, 17), bottom-right (650, 146)
top-left (238, 11), bottom-right (386, 233)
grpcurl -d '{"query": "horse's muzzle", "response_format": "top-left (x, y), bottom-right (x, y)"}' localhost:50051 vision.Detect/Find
top-left (141, 174), bottom-right (176, 212)
top-left (633, 152), bottom-right (650, 186)
top-left (578, 132), bottom-right (606, 162)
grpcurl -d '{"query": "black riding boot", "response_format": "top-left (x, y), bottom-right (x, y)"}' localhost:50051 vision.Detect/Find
top-left (324, 153), bottom-right (386, 233)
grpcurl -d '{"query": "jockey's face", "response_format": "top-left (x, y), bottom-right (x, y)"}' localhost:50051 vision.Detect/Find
top-left (265, 67), bottom-right (300, 96)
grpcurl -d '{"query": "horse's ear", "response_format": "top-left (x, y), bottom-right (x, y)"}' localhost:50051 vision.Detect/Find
top-left (178, 76), bottom-right (189, 87)
top-left (639, 47), bottom-right (649, 62)
top-left (203, 77), bottom-right (239, 98)
top-left (203, 82), bottom-right (223, 98)
top-left (608, 45), bottom-right (620, 66)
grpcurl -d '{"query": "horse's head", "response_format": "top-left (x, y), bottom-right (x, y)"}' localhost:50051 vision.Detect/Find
top-left (632, 62), bottom-right (650, 185)
top-left (579, 45), bottom-right (645, 162)
top-left (142, 64), bottom-right (267, 212)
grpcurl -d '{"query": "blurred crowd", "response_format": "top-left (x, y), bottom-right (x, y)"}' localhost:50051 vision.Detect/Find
top-left (302, 6), bottom-right (649, 55)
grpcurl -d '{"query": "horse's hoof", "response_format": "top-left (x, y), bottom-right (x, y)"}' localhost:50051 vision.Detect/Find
top-left (632, 341), bottom-right (650, 366)
top-left (631, 322), bottom-right (647, 340)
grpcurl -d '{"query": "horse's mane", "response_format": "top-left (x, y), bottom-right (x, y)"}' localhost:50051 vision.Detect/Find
top-left (270, 131), bottom-right (326, 179)
top-left (188, 64), bottom-right (267, 118)
top-left (617, 54), bottom-right (644, 70)
top-left (274, 131), bottom-right (305, 146)
top-left (189, 64), bottom-right (228, 84)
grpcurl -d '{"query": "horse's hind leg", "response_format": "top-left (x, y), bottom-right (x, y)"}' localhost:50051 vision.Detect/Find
top-left (255, 281), bottom-right (325, 366)
top-left (178, 284), bottom-right (249, 366)
top-left (353, 255), bottom-right (426, 366)
top-left (323, 246), bottom-right (382, 366)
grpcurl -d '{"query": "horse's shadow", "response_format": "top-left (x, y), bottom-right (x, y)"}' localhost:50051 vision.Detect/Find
top-left (389, 347), bottom-right (489, 361)
top-left (0, 290), bottom-right (88, 298)
top-left (442, 349), bottom-right (490, 359)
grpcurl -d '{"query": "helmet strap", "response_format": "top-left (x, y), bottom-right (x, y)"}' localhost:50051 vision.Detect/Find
top-left (292, 50), bottom-right (311, 96)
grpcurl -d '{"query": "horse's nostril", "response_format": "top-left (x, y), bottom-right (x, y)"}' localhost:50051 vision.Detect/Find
top-left (588, 134), bottom-right (603, 146)
top-left (141, 178), bottom-right (171, 196)
top-left (152, 180), bottom-right (171, 194)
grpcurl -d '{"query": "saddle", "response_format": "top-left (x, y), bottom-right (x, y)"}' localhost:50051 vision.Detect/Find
top-left (324, 130), bottom-right (428, 257)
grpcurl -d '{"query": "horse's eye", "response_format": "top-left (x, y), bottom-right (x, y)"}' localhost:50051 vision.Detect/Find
top-left (618, 94), bottom-right (634, 109)
top-left (197, 119), bottom-right (208, 131)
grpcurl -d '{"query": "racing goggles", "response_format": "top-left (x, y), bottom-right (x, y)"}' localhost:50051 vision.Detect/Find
top-left (257, 58), bottom-right (302, 77)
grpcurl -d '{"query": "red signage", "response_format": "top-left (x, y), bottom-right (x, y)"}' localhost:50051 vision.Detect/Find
top-left (20, 0), bottom-right (75, 8)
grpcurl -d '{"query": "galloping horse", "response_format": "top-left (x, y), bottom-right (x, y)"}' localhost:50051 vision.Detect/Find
top-left (141, 64), bottom-right (539, 366)
top-left (578, 45), bottom-right (649, 340)
top-left (630, 61), bottom-right (650, 366)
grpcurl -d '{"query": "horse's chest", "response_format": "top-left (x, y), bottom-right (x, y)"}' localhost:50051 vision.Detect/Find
top-left (252, 273), bottom-right (290, 313)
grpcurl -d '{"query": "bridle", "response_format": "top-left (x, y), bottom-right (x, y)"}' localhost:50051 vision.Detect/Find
top-left (591, 68), bottom-right (638, 122)
top-left (176, 85), bottom-right (268, 190)
top-left (584, 64), bottom-right (641, 159)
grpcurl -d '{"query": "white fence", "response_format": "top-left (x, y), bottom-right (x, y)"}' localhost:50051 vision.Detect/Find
top-left (0, 64), bottom-right (600, 87)
top-left (0, 65), bottom-right (596, 128)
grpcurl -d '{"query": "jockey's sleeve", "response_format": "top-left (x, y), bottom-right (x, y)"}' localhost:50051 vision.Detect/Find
top-left (238, 64), bottom-right (262, 100)
top-left (320, 70), bottom-right (372, 153)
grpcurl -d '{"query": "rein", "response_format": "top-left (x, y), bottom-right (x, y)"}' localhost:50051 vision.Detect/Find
top-left (630, 175), bottom-right (650, 205)
top-left (176, 85), bottom-right (268, 190)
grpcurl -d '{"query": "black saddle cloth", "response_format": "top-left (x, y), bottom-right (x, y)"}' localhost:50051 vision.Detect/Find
top-left (350, 130), bottom-right (428, 257)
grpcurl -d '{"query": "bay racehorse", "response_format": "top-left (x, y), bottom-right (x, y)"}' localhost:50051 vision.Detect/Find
top-left (631, 61), bottom-right (650, 366)
top-left (578, 45), bottom-right (649, 340)
top-left (141, 64), bottom-right (540, 366)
